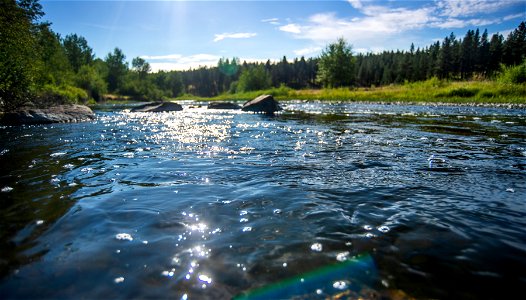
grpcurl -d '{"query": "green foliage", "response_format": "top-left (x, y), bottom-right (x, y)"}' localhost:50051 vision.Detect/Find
top-left (35, 24), bottom-right (74, 86)
top-left (37, 84), bottom-right (88, 106)
top-left (498, 60), bottom-right (526, 84)
top-left (0, 0), bottom-right (39, 110)
top-left (436, 87), bottom-right (479, 98)
top-left (317, 38), bottom-right (355, 88)
top-left (105, 48), bottom-right (128, 92)
top-left (63, 33), bottom-right (93, 73)
top-left (236, 65), bottom-right (272, 93)
top-left (76, 64), bottom-right (107, 101)
top-left (131, 57), bottom-right (151, 79)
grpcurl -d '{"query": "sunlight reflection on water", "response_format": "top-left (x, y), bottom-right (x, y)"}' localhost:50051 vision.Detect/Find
top-left (0, 102), bottom-right (525, 299)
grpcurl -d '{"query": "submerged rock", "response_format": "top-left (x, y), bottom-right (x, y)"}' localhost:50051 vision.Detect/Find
top-left (242, 95), bottom-right (282, 114)
top-left (130, 102), bottom-right (183, 112)
top-left (208, 102), bottom-right (241, 110)
top-left (0, 104), bottom-right (95, 125)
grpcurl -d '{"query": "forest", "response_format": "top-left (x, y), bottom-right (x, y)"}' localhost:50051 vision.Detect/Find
top-left (1, 0), bottom-right (525, 110)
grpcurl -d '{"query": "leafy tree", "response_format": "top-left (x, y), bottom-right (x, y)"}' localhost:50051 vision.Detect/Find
top-left (503, 21), bottom-right (526, 66)
top-left (488, 33), bottom-right (504, 76)
top-left (131, 57), bottom-right (151, 79)
top-left (236, 65), bottom-right (271, 92)
top-left (317, 38), bottom-right (355, 87)
top-left (35, 24), bottom-right (74, 86)
top-left (105, 48), bottom-right (128, 92)
top-left (0, 0), bottom-right (38, 109)
top-left (63, 34), bottom-right (94, 73)
top-left (75, 64), bottom-right (107, 101)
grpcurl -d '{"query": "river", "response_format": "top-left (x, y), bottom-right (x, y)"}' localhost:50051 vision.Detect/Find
top-left (0, 101), bottom-right (525, 299)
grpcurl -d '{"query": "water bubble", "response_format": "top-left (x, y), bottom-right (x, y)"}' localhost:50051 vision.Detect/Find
top-left (198, 274), bottom-right (212, 284)
top-left (115, 233), bottom-right (133, 241)
top-left (114, 277), bottom-right (124, 283)
top-left (50, 152), bottom-right (66, 157)
top-left (63, 164), bottom-right (75, 169)
top-left (316, 289), bottom-right (323, 295)
top-left (273, 209), bottom-right (282, 214)
top-left (1, 186), bottom-right (13, 193)
top-left (310, 243), bottom-right (323, 252)
top-left (142, 240), bottom-right (149, 244)
top-left (381, 279), bottom-right (389, 287)
top-left (336, 251), bottom-right (350, 262)
top-left (363, 225), bottom-right (373, 231)
top-left (181, 294), bottom-right (188, 300)
top-left (377, 225), bottom-right (390, 233)
top-left (333, 280), bottom-right (348, 290)
top-left (239, 218), bottom-right (249, 223)
top-left (282, 262), bottom-right (288, 267)
top-left (506, 188), bottom-right (515, 193)
top-left (36, 220), bottom-right (44, 226)
top-left (240, 210), bottom-right (248, 216)
top-left (242, 227), bottom-right (252, 232)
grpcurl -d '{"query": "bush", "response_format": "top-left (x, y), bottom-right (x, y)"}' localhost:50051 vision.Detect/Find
top-left (36, 84), bottom-right (88, 106)
top-left (498, 61), bottom-right (526, 84)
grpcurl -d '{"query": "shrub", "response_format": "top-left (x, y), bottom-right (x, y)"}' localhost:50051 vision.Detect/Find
top-left (498, 61), bottom-right (526, 84)
top-left (36, 84), bottom-right (88, 106)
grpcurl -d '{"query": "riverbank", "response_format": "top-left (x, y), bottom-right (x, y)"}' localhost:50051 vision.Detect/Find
top-left (173, 80), bottom-right (526, 105)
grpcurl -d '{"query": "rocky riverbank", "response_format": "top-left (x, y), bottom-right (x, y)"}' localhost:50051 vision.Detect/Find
top-left (0, 104), bottom-right (95, 126)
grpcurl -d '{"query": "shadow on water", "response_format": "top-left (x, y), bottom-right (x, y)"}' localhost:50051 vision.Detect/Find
top-left (0, 126), bottom-right (82, 278)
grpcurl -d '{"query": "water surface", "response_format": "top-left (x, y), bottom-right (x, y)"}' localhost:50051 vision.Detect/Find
top-left (1, 102), bottom-right (525, 299)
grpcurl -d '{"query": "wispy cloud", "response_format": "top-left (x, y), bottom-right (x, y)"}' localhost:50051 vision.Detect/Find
top-left (279, 24), bottom-right (302, 34)
top-left (436, 0), bottom-right (518, 18)
top-left (503, 13), bottom-right (525, 21)
top-left (274, 0), bottom-right (522, 52)
top-left (347, 0), bottom-right (363, 10)
top-left (262, 18), bottom-right (280, 25)
top-left (293, 46), bottom-right (322, 56)
top-left (142, 54), bottom-right (278, 72)
top-left (142, 53), bottom-right (221, 71)
top-left (213, 32), bottom-right (257, 42)
top-left (140, 54), bottom-right (183, 60)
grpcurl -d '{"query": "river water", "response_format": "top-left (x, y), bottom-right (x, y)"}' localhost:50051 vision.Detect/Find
top-left (0, 102), bottom-right (525, 299)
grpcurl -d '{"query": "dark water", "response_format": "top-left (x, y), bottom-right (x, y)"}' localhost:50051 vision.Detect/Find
top-left (1, 102), bottom-right (525, 299)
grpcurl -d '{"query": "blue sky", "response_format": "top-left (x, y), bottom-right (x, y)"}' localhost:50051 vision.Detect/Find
top-left (41, 0), bottom-right (526, 71)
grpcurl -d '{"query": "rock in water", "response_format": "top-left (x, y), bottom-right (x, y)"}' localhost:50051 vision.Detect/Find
top-left (207, 102), bottom-right (241, 110)
top-left (242, 95), bottom-right (282, 114)
top-left (130, 102), bottom-right (183, 112)
top-left (0, 104), bottom-right (95, 125)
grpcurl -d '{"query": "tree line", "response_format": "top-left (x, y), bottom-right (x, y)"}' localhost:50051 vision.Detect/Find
top-left (1, 0), bottom-right (525, 111)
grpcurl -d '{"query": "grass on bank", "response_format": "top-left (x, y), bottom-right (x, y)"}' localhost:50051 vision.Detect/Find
top-left (173, 78), bottom-right (525, 104)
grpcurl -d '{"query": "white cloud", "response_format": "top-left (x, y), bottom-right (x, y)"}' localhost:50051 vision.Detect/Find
top-left (435, 0), bottom-right (517, 18)
top-left (347, 0), bottom-right (363, 9)
top-left (140, 54), bottom-right (183, 60)
top-left (279, 23), bottom-right (302, 34)
top-left (262, 18), bottom-right (280, 25)
top-left (144, 53), bottom-right (221, 71)
top-left (143, 54), bottom-right (278, 72)
top-left (213, 32), bottom-right (257, 42)
top-left (503, 13), bottom-right (524, 21)
top-left (282, 8), bottom-right (434, 45)
top-left (293, 46), bottom-right (322, 56)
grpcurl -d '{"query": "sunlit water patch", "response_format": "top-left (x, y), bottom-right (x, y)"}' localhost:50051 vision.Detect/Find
top-left (0, 102), bottom-right (525, 299)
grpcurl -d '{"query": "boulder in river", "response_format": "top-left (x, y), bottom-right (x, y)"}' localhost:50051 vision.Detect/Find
top-left (242, 95), bottom-right (282, 114)
top-left (130, 102), bottom-right (183, 112)
top-left (207, 102), bottom-right (241, 110)
top-left (0, 104), bottom-right (95, 125)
